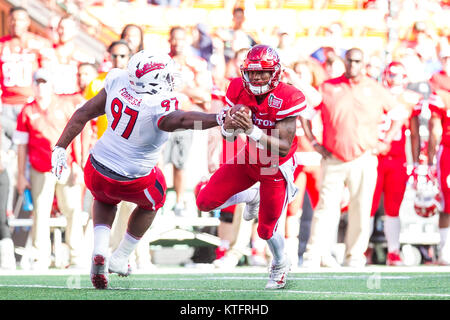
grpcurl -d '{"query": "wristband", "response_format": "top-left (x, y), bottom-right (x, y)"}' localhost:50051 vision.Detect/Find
top-left (248, 126), bottom-right (263, 141)
top-left (221, 125), bottom-right (234, 137)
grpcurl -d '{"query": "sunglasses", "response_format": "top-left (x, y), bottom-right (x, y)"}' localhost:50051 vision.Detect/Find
top-left (111, 54), bottom-right (127, 59)
top-left (346, 59), bottom-right (362, 63)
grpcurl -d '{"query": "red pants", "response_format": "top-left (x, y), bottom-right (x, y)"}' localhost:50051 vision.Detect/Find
top-left (84, 156), bottom-right (167, 211)
top-left (196, 163), bottom-right (288, 240)
top-left (371, 155), bottom-right (408, 217)
top-left (437, 145), bottom-right (450, 214)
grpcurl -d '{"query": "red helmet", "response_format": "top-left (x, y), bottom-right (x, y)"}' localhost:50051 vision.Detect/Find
top-left (240, 44), bottom-right (282, 95)
top-left (382, 61), bottom-right (407, 88)
top-left (413, 169), bottom-right (441, 218)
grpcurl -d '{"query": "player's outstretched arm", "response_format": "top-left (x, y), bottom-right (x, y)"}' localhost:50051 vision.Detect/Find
top-left (55, 89), bottom-right (107, 149)
top-left (158, 110), bottom-right (219, 132)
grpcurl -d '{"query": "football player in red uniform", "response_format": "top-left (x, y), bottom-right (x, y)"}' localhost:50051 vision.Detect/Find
top-left (427, 48), bottom-right (450, 265)
top-left (196, 45), bottom-right (316, 289)
top-left (370, 61), bottom-right (422, 266)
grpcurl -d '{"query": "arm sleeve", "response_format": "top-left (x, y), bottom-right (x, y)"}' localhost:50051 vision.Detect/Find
top-left (275, 90), bottom-right (308, 121)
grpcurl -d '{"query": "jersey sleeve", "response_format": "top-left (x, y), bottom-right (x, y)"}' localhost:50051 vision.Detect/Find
top-left (104, 68), bottom-right (126, 94)
top-left (156, 94), bottom-right (182, 127)
top-left (275, 88), bottom-right (308, 121)
top-left (224, 78), bottom-right (245, 108)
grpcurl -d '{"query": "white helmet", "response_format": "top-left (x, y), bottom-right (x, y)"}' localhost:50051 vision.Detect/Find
top-left (413, 172), bottom-right (441, 218)
top-left (127, 50), bottom-right (175, 94)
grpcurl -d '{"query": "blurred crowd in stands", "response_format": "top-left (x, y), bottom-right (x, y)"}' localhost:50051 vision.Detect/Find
top-left (0, 0), bottom-right (449, 271)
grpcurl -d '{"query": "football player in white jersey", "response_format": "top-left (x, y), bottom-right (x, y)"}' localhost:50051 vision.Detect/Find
top-left (51, 50), bottom-right (222, 289)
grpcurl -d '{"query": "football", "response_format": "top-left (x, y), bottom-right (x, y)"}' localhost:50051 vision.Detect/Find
top-left (229, 104), bottom-right (252, 117)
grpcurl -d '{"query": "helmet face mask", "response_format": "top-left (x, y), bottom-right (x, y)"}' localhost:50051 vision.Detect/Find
top-left (240, 45), bottom-right (282, 95)
top-left (128, 50), bottom-right (176, 95)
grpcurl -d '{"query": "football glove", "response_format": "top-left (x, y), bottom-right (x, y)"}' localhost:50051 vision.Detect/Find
top-left (52, 146), bottom-right (67, 180)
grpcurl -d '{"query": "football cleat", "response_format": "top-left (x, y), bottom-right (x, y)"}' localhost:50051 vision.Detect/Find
top-left (90, 255), bottom-right (109, 289)
top-left (243, 190), bottom-right (260, 221)
top-left (386, 251), bottom-right (404, 266)
top-left (108, 254), bottom-right (132, 277)
top-left (265, 257), bottom-right (291, 290)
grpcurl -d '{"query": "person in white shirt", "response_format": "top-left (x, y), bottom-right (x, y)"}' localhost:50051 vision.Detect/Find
top-left (51, 50), bottom-right (222, 289)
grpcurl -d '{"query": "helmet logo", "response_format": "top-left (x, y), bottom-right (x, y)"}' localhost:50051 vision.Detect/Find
top-left (135, 62), bottom-right (165, 78)
top-left (247, 63), bottom-right (262, 70)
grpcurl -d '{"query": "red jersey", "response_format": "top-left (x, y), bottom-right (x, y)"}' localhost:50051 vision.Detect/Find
top-left (0, 33), bottom-right (53, 104)
top-left (225, 78), bottom-right (308, 166)
top-left (318, 75), bottom-right (399, 161)
top-left (430, 70), bottom-right (450, 92)
top-left (428, 89), bottom-right (450, 148)
top-left (379, 89), bottom-right (422, 157)
top-left (14, 95), bottom-right (77, 172)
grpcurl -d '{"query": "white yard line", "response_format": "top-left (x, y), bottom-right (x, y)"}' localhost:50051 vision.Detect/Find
top-left (0, 283), bottom-right (449, 298)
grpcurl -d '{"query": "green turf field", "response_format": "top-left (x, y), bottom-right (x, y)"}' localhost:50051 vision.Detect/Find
top-left (0, 267), bottom-right (449, 300)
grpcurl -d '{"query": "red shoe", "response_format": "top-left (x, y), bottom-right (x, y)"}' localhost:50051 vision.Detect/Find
top-left (386, 251), bottom-right (403, 266)
top-left (91, 255), bottom-right (109, 289)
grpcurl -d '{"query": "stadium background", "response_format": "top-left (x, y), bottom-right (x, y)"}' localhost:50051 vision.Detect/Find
top-left (0, 0), bottom-right (449, 268)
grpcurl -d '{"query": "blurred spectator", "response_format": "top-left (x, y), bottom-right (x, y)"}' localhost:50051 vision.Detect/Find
top-left (164, 25), bottom-right (213, 216)
top-left (48, 14), bottom-right (96, 95)
top-left (370, 61), bottom-right (422, 266)
top-left (120, 24), bottom-right (144, 54)
top-left (365, 53), bottom-right (384, 82)
top-left (291, 57), bottom-right (328, 89)
top-left (13, 69), bottom-right (85, 270)
top-left (276, 29), bottom-right (298, 68)
top-left (398, 21), bottom-right (440, 84)
top-left (0, 122), bottom-right (15, 270)
top-left (217, 7), bottom-right (258, 64)
top-left (77, 62), bottom-right (99, 95)
top-left (430, 46), bottom-right (450, 91)
top-left (425, 47), bottom-right (450, 265)
top-left (149, 0), bottom-right (181, 7)
top-left (224, 47), bottom-right (248, 81)
top-left (191, 23), bottom-right (214, 69)
top-left (302, 48), bottom-right (405, 268)
top-left (0, 6), bottom-right (54, 216)
top-left (322, 48), bottom-right (346, 79)
top-left (281, 67), bottom-right (323, 267)
top-left (311, 22), bottom-right (347, 64)
top-left (84, 40), bottom-right (132, 139)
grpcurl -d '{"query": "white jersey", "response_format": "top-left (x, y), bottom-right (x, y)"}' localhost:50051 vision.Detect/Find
top-left (91, 68), bottom-right (178, 177)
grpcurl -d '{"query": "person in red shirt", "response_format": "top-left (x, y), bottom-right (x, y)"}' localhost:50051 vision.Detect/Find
top-left (427, 47), bottom-right (450, 265)
top-left (0, 6), bottom-right (53, 137)
top-left (370, 61), bottom-right (422, 266)
top-left (0, 6), bottom-right (54, 218)
top-left (47, 15), bottom-right (95, 95)
top-left (196, 45), bottom-right (315, 289)
top-left (12, 69), bottom-right (85, 270)
top-left (302, 48), bottom-right (405, 268)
